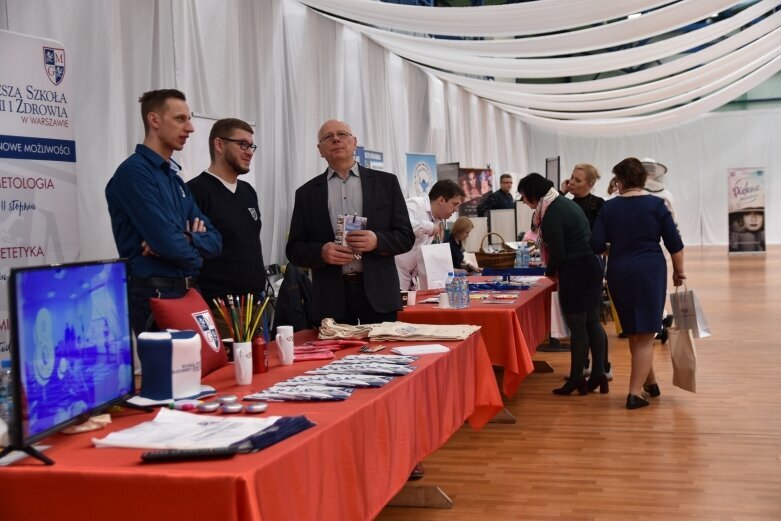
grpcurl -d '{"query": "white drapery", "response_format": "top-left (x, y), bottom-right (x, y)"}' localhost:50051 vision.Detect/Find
top-left (300, 0), bottom-right (781, 134)
top-left (2, 0), bottom-right (778, 265)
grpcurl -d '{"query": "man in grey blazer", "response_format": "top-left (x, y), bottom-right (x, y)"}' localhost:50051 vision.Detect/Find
top-left (286, 119), bottom-right (414, 325)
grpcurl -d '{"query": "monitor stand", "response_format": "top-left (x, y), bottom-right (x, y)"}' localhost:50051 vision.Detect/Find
top-left (0, 444), bottom-right (54, 465)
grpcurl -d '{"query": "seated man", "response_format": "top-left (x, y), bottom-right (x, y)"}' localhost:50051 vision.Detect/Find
top-left (477, 173), bottom-right (514, 217)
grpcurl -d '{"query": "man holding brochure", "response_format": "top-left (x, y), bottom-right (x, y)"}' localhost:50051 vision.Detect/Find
top-left (286, 119), bottom-right (414, 325)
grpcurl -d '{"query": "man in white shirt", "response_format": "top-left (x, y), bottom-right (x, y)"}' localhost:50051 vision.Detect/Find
top-left (395, 179), bottom-right (465, 290)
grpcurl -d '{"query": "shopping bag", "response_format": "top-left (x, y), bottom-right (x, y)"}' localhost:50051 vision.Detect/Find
top-left (669, 285), bottom-right (711, 339)
top-left (550, 291), bottom-right (570, 339)
top-left (669, 327), bottom-right (697, 393)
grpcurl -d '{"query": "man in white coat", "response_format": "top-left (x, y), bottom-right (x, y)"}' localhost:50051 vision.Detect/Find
top-left (395, 179), bottom-right (465, 290)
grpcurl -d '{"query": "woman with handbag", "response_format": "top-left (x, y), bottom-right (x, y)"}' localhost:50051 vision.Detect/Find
top-left (591, 157), bottom-right (685, 409)
top-left (518, 173), bottom-right (608, 396)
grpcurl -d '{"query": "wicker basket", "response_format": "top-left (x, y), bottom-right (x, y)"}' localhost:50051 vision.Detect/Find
top-left (474, 232), bottom-right (516, 268)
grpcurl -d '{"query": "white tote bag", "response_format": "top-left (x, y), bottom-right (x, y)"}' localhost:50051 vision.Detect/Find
top-left (669, 285), bottom-right (711, 339)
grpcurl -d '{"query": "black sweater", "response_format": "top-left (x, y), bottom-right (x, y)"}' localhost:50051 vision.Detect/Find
top-left (187, 172), bottom-right (265, 300)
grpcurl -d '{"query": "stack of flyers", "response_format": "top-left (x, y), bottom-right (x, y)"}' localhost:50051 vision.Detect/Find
top-left (339, 354), bottom-right (418, 365)
top-left (244, 384), bottom-right (354, 402)
top-left (335, 214), bottom-right (367, 260)
top-left (306, 362), bottom-right (416, 376)
top-left (275, 374), bottom-right (393, 388)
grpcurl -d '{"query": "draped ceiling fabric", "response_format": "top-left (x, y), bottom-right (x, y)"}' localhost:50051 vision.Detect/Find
top-left (301, 0), bottom-right (781, 135)
top-left (2, 0), bottom-right (778, 263)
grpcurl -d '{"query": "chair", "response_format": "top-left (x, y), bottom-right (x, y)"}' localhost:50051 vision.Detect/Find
top-left (264, 264), bottom-right (283, 325)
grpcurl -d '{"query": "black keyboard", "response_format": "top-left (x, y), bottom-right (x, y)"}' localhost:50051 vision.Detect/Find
top-left (140, 446), bottom-right (238, 463)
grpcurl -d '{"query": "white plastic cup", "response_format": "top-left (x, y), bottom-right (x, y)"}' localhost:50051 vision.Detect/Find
top-left (438, 292), bottom-right (450, 309)
top-left (407, 290), bottom-right (417, 306)
top-left (233, 341), bottom-right (253, 385)
top-left (275, 325), bottom-right (295, 365)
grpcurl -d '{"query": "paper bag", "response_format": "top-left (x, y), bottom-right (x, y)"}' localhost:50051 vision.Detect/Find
top-left (421, 243), bottom-right (454, 289)
top-left (669, 286), bottom-right (711, 339)
top-left (669, 327), bottom-right (697, 393)
top-left (550, 291), bottom-right (570, 339)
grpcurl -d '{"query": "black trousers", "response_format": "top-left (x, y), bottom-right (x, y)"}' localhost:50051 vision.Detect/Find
top-left (335, 279), bottom-right (397, 325)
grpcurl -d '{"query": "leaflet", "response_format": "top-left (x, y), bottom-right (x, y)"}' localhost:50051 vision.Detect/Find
top-left (93, 408), bottom-right (280, 450)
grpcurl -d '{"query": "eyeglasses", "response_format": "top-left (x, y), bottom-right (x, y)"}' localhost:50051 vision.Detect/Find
top-left (319, 131), bottom-right (353, 144)
top-left (220, 137), bottom-right (257, 152)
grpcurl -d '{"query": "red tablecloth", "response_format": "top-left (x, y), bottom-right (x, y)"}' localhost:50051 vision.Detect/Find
top-left (398, 277), bottom-right (554, 397)
top-left (0, 330), bottom-right (501, 521)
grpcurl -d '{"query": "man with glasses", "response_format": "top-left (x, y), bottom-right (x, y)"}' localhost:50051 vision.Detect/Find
top-left (286, 119), bottom-right (414, 325)
top-left (187, 118), bottom-right (266, 304)
top-left (477, 173), bottom-right (515, 217)
top-left (106, 89), bottom-right (222, 335)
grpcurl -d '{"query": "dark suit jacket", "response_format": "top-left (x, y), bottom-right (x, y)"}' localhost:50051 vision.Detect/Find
top-left (286, 165), bottom-right (414, 322)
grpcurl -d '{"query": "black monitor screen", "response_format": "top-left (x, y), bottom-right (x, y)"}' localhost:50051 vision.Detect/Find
top-left (8, 259), bottom-right (134, 446)
top-left (545, 156), bottom-right (560, 188)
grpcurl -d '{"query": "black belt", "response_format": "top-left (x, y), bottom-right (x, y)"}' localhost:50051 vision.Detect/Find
top-left (131, 276), bottom-right (197, 291)
top-left (343, 272), bottom-right (363, 284)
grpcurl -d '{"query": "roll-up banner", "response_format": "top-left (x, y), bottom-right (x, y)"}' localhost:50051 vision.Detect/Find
top-left (727, 168), bottom-right (765, 255)
top-left (0, 30), bottom-right (79, 361)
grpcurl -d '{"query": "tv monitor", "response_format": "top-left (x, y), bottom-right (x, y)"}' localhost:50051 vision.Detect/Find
top-left (545, 156), bottom-right (560, 188)
top-left (2, 259), bottom-right (135, 464)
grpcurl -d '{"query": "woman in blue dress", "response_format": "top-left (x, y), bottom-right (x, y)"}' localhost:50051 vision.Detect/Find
top-left (591, 158), bottom-right (685, 409)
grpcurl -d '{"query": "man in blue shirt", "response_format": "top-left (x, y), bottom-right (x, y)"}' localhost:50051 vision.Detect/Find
top-left (105, 89), bottom-right (222, 334)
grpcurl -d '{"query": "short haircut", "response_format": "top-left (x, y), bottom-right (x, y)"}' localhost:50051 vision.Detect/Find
top-left (450, 216), bottom-right (474, 239)
top-left (517, 173), bottom-right (553, 203)
top-left (428, 179), bottom-right (466, 201)
top-left (573, 163), bottom-right (600, 185)
top-left (209, 118), bottom-right (254, 161)
top-left (138, 89), bottom-right (186, 134)
top-left (612, 157), bottom-right (647, 190)
top-left (500, 173), bottom-right (513, 182)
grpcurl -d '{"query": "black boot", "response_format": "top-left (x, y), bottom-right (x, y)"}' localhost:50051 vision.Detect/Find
top-left (553, 377), bottom-right (588, 396)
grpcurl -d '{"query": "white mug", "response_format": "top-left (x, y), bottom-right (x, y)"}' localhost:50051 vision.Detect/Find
top-left (275, 325), bottom-right (295, 366)
top-left (233, 341), bottom-right (253, 385)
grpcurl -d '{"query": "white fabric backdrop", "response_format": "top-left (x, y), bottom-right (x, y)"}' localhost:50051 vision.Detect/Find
top-left (2, 0), bottom-right (778, 267)
top-left (526, 108), bottom-right (781, 246)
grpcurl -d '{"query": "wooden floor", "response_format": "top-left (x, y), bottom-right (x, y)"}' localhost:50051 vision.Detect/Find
top-left (378, 246), bottom-right (781, 521)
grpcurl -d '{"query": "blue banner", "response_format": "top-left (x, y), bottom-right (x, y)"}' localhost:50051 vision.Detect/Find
top-left (0, 134), bottom-right (76, 162)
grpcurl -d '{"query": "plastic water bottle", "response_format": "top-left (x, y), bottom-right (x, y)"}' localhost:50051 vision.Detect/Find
top-left (514, 246), bottom-right (523, 268)
top-left (445, 272), bottom-right (455, 308)
top-left (521, 245), bottom-right (530, 268)
top-left (460, 274), bottom-right (471, 308)
top-left (0, 359), bottom-right (12, 427)
top-left (452, 273), bottom-right (463, 309)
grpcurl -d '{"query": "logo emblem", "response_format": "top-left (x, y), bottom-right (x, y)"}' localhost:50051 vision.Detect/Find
top-left (248, 208), bottom-right (258, 221)
top-left (413, 161), bottom-right (434, 196)
top-left (192, 311), bottom-right (221, 352)
top-left (43, 46), bottom-right (66, 86)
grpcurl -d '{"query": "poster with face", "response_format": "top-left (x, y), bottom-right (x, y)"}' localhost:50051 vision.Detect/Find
top-left (727, 168), bottom-right (765, 254)
top-left (458, 168), bottom-right (493, 217)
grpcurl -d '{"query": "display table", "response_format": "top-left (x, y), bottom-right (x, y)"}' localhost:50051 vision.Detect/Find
top-left (0, 330), bottom-right (501, 521)
top-left (398, 277), bottom-right (554, 397)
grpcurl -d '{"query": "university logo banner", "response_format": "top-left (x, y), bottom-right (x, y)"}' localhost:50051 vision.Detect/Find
top-left (0, 30), bottom-right (79, 361)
